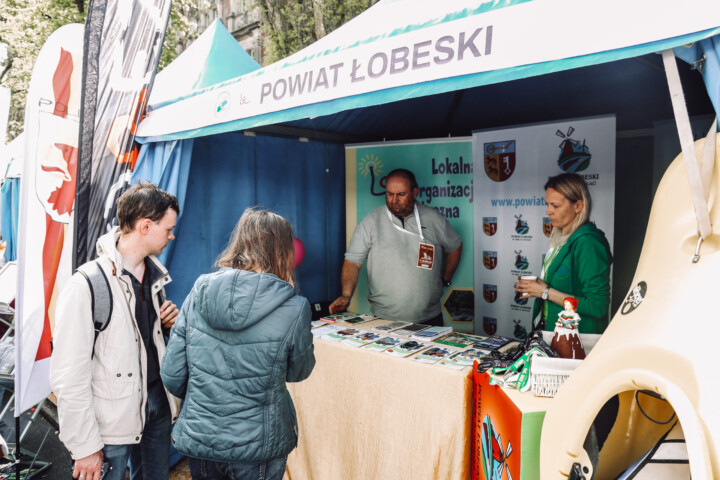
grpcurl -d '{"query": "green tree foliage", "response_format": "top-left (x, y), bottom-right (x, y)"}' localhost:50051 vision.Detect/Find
top-left (161, 0), bottom-right (195, 71)
top-left (0, 0), bottom-right (85, 142)
top-left (0, 0), bottom-right (190, 143)
top-left (256, 0), bottom-right (377, 65)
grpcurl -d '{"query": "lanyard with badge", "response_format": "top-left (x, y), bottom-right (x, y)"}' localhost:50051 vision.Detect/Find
top-left (386, 205), bottom-right (435, 270)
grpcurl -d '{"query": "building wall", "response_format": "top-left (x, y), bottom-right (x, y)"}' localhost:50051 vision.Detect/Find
top-left (186, 0), bottom-right (264, 65)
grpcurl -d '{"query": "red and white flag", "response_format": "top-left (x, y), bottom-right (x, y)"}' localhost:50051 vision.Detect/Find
top-left (15, 24), bottom-right (84, 415)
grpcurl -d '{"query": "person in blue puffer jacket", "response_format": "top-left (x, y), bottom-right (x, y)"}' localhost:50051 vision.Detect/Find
top-left (161, 208), bottom-right (315, 480)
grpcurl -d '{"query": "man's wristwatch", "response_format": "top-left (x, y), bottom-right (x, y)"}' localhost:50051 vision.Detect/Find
top-left (443, 278), bottom-right (452, 287)
top-left (541, 287), bottom-right (550, 300)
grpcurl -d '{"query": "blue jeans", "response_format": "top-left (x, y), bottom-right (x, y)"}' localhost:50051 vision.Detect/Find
top-left (188, 456), bottom-right (287, 480)
top-left (103, 382), bottom-right (172, 480)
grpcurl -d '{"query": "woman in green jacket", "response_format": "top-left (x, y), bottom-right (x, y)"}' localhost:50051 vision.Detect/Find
top-left (515, 173), bottom-right (612, 334)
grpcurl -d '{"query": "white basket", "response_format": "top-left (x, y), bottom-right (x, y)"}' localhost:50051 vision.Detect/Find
top-left (529, 332), bottom-right (602, 397)
top-left (530, 356), bottom-right (582, 397)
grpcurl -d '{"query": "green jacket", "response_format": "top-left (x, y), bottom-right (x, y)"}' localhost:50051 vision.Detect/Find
top-left (161, 268), bottom-right (315, 463)
top-left (533, 223), bottom-right (612, 334)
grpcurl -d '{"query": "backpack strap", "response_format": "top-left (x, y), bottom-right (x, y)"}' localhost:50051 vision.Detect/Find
top-left (76, 260), bottom-right (113, 358)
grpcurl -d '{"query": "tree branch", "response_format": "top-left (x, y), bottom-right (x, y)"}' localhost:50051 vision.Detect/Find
top-left (0, 55), bottom-right (12, 85)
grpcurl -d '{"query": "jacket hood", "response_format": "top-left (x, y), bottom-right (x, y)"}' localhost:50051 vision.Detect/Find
top-left (202, 268), bottom-right (296, 331)
top-left (570, 223), bottom-right (612, 256)
top-left (95, 226), bottom-right (168, 280)
top-left (96, 227), bottom-right (124, 268)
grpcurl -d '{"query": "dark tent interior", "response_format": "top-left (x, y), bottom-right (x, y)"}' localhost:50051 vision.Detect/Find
top-left (168, 52), bottom-right (715, 320)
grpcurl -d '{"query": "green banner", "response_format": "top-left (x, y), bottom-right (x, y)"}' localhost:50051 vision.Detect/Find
top-left (349, 139), bottom-right (475, 331)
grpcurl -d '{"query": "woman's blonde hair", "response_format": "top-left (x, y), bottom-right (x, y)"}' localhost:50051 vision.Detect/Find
top-left (215, 208), bottom-right (295, 284)
top-left (545, 173), bottom-right (591, 248)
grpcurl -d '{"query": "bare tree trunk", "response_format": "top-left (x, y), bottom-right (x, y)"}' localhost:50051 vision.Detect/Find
top-left (313, 0), bottom-right (325, 39)
top-left (0, 56), bottom-right (12, 85)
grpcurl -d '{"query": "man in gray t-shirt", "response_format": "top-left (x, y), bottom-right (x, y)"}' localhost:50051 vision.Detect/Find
top-left (329, 169), bottom-right (462, 325)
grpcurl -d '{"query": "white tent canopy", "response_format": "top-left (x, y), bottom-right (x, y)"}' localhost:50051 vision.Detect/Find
top-left (137, 0), bottom-right (720, 142)
top-left (149, 18), bottom-right (260, 109)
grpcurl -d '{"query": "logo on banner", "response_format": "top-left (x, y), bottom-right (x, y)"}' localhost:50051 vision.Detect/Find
top-left (514, 214), bottom-right (529, 235)
top-left (483, 217), bottom-right (497, 236)
top-left (483, 284), bottom-right (497, 303)
top-left (357, 153), bottom-right (386, 196)
top-left (482, 316), bottom-right (497, 335)
top-left (215, 91), bottom-right (231, 118)
top-left (556, 127), bottom-right (591, 172)
top-left (514, 291), bottom-right (528, 305)
top-left (481, 415), bottom-right (513, 480)
top-left (543, 217), bottom-right (553, 237)
top-left (513, 320), bottom-right (528, 340)
top-left (514, 250), bottom-right (529, 271)
top-left (483, 251), bottom-right (497, 270)
top-left (484, 140), bottom-right (515, 182)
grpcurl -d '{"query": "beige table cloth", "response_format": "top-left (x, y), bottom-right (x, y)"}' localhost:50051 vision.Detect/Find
top-left (284, 320), bottom-right (473, 480)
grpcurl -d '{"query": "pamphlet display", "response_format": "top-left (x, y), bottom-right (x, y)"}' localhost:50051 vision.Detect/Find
top-left (386, 340), bottom-right (430, 357)
top-left (364, 337), bottom-right (403, 352)
top-left (439, 349), bottom-right (491, 370)
top-left (414, 346), bottom-right (457, 364)
top-left (323, 328), bottom-right (360, 342)
top-left (320, 313), bottom-right (360, 323)
top-left (435, 332), bottom-right (482, 348)
top-left (392, 324), bottom-right (430, 337)
top-left (342, 331), bottom-right (385, 347)
top-left (473, 335), bottom-right (513, 351)
top-left (411, 326), bottom-right (453, 341)
top-left (311, 324), bottom-right (342, 338)
top-left (308, 315), bottom-right (518, 370)
top-left (372, 321), bottom-right (411, 333)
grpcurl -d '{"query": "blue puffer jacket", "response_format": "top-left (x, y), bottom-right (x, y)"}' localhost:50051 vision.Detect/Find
top-left (161, 268), bottom-right (315, 462)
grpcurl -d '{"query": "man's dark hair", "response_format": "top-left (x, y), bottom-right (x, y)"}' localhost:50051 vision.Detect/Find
top-left (116, 183), bottom-right (179, 233)
top-left (386, 169), bottom-right (418, 190)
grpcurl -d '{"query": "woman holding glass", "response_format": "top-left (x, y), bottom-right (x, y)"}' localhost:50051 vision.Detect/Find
top-left (514, 173), bottom-right (613, 334)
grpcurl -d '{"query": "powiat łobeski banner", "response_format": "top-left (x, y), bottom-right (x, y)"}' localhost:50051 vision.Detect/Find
top-left (75, 0), bottom-right (171, 267)
top-left (16, 24), bottom-right (84, 414)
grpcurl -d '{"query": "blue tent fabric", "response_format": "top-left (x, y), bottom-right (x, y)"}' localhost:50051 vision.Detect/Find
top-left (674, 33), bottom-right (720, 127)
top-left (162, 132), bottom-right (345, 307)
top-left (0, 178), bottom-right (20, 262)
top-left (134, 17), bottom-right (263, 268)
top-left (132, 139), bottom-right (194, 265)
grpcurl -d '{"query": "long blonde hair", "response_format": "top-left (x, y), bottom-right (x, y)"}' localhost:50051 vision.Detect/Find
top-left (215, 208), bottom-right (295, 284)
top-left (545, 173), bottom-right (591, 248)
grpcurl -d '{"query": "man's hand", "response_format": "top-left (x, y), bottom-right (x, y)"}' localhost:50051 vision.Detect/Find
top-left (329, 296), bottom-right (351, 315)
top-left (73, 450), bottom-right (103, 480)
top-left (160, 300), bottom-right (179, 328)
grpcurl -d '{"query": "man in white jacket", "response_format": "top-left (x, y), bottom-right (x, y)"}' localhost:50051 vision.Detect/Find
top-left (50, 183), bottom-right (182, 480)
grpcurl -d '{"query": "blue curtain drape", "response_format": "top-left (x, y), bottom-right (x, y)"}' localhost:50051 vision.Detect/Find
top-left (0, 178), bottom-right (20, 262)
top-left (159, 131), bottom-right (345, 307)
top-left (132, 139), bottom-right (194, 265)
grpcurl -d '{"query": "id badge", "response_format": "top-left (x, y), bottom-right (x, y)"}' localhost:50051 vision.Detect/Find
top-left (417, 243), bottom-right (435, 269)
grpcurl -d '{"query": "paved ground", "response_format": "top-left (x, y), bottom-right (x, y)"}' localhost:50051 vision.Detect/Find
top-left (169, 457), bottom-right (192, 479)
top-left (0, 394), bottom-right (192, 480)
